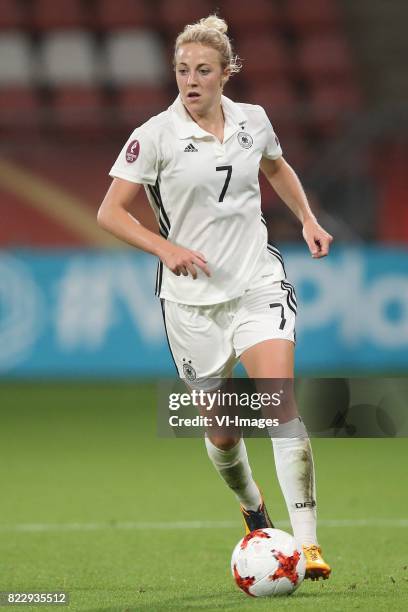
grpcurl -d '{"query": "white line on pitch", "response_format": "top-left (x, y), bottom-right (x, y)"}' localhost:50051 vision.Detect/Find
top-left (0, 518), bottom-right (407, 533)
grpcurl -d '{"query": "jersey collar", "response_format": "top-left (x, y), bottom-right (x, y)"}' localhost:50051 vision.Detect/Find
top-left (170, 94), bottom-right (248, 141)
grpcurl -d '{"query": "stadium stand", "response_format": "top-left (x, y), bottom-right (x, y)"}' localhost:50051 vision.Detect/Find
top-left (0, 0), bottom-right (405, 245)
top-left (30, 0), bottom-right (87, 31)
top-left (38, 30), bottom-right (98, 85)
top-left (94, 0), bottom-right (152, 30)
top-left (0, 86), bottom-right (41, 133)
top-left (50, 86), bottom-right (106, 133)
top-left (308, 81), bottom-right (362, 137)
top-left (296, 34), bottom-right (355, 84)
top-left (103, 29), bottom-right (166, 85)
top-left (218, 0), bottom-right (282, 37)
top-left (377, 142), bottom-right (408, 243)
top-left (246, 81), bottom-right (303, 142)
top-left (0, 32), bottom-right (34, 84)
top-left (0, 0), bottom-right (25, 30)
top-left (285, 0), bottom-right (342, 34)
top-left (238, 35), bottom-right (292, 82)
top-left (115, 84), bottom-right (170, 127)
top-left (155, 0), bottom-right (212, 37)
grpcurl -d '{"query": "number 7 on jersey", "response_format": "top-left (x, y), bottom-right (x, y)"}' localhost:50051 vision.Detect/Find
top-left (216, 165), bottom-right (232, 203)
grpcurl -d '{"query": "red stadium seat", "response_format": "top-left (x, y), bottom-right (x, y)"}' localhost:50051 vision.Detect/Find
top-left (30, 0), bottom-right (86, 31)
top-left (308, 81), bottom-right (363, 137)
top-left (377, 143), bottom-right (408, 243)
top-left (0, 86), bottom-right (41, 132)
top-left (51, 86), bottom-right (106, 134)
top-left (282, 137), bottom-right (311, 172)
top-left (247, 81), bottom-right (304, 141)
top-left (219, 0), bottom-right (282, 37)
top-left (245, 79), bottom-right (310, 161)
top-left (296, 34), bottom-right (354, 84)
top-left (0, 0), bottom-right (25, 29)
top-left (285, 0), bottom-right (342, 34)
top-left (156, 0), bottom-right (211, 37)
top-left (239, 36), bottom-right (292, 82)
top-left (247, 81), bottom-right (298, 116)
top-left (95, 0), bottom-right (151, 30)
top-left (116, 84), bottom-right (170, 126)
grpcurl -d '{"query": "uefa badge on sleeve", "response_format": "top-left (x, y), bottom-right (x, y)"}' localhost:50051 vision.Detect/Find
top-left (238, 132), bottom-right (253, 149)
top-left (126, 139), bottom-right (140, 163)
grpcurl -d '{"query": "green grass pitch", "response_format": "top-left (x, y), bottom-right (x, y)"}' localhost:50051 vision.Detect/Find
top-left (0, 382), bottom-right (407, 611)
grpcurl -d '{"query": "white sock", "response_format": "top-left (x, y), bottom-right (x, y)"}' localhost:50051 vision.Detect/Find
top-left (271, 418), bottom-right (318, 547)
top-left (205, 437), bottom-right (262, 511)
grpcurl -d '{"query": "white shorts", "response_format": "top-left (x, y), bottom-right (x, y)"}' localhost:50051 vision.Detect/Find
top-left (161, 276), bottom-right (297, 383)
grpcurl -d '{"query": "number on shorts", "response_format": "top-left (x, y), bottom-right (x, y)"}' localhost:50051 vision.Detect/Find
top-left (269, 303), bottom-right (286, 330)
top-left (216, 165), bottom-right (232, 202)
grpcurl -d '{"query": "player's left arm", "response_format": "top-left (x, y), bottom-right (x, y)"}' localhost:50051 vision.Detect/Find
top-left (260, 156), bottom-right (333, 258)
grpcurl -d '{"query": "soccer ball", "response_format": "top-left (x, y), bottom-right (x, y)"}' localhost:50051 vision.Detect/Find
top-left (231, 528), bottom-right (306, 597)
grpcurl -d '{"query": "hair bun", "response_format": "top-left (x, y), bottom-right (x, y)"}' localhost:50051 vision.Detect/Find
top-left (174, 14), bottom-right (241, 76)
top-left (199, 15), bottom-right (228, 34)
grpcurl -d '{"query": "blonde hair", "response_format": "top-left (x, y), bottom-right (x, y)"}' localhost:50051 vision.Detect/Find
top-left (174, 15), bottom-right (242, 75)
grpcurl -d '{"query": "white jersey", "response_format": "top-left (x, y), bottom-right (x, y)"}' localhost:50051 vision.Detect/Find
top-left (110, 94), bottom-right (284, 305)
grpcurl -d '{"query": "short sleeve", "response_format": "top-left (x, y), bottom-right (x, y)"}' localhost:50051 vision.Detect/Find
top-left (261, 107), bottom-right (283, 160)
top-left (109, 128), bottom-right (159, 185)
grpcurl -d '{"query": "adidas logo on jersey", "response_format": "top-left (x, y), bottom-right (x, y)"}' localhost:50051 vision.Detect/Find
top-left (184, 143), bottom-right (198, 152)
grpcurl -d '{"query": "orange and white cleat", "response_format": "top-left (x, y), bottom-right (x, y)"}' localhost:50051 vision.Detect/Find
top-left (302, 545), bottom-right (331, 580)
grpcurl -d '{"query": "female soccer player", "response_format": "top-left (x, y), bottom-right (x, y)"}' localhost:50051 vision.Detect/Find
top-left (98, 15), bottom-right (332, 580)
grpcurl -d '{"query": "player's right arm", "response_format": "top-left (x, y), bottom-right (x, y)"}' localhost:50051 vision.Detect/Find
top-left (97, 177), bottom-right (210, 279)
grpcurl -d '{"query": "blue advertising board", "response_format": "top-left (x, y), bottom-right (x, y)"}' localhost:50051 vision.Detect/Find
top-left (0, 247), bottom-right (407, 377)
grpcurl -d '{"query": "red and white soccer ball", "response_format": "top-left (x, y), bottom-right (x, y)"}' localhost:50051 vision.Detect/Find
top-left (231, 528), bottom-right (306, 597)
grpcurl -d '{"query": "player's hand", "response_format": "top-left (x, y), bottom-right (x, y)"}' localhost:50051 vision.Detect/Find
top-left (302, 218), bottom-right (333, 258)
top-left (161, 244), bottom-right (211, 279)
